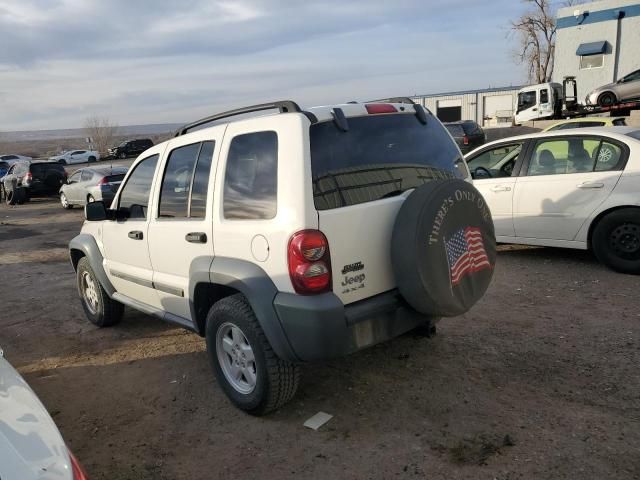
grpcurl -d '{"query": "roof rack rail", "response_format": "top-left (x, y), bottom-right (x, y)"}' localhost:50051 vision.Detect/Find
top-left (367, 97), bottom-right (415, 105)
top-left (175, 100), bottom-right (302, 136)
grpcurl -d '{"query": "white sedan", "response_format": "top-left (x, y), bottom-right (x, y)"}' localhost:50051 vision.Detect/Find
top-left (49, 150), bottom-right (100, 165)
top-left (465, 127), bottom-right (640, 273)
top-left (0, 348), bottom-right (89, 479)
top-left (0, 154), bottom-right (32, 163)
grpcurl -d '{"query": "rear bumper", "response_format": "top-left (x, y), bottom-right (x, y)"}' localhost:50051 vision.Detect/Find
top-left (274, 290), bottom-right (434, 362)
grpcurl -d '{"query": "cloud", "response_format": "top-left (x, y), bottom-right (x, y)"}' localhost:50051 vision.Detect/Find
top-left (0, 0), bottom-right (525, 130)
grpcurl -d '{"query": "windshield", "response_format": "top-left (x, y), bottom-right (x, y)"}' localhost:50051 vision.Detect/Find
top-left (310, 113), bottom-right (465, 210)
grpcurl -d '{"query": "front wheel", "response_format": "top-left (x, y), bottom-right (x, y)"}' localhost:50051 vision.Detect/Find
top-left (119, 152), bottom-right (126, 159)
top-left (598, 92), bottom-right (617, 107)
top-left (60, 192), bottom-right (72, 209)
top-left (76, 257), bottom-right (124, 327)
top-left (205, 294), bottom-right (300, 415)
top-left (88, 156), bottom-right (96, 163)
top-left (592, 208), bottom-right (640, 274)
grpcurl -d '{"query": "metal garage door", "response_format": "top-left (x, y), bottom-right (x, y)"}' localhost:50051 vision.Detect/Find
top-left (483, 95), bottom-right (514, 126)
top-left (437, 99), bottom-right (462, 122)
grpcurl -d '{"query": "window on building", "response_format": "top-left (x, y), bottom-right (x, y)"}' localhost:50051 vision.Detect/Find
top-left (223, 131), bottom-right (278, 220)
top-left (580, 54), bottom-right (604, 70)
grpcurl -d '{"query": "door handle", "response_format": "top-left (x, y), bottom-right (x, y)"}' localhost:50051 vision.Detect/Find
top-left (185, 232), bottom-right (207, 243)
top-left (490, 185), bottom-right (512, 192)
top-left (577, 182), bottom-right (604, 189)
top-left (128, 230), bottom-right (144, 240)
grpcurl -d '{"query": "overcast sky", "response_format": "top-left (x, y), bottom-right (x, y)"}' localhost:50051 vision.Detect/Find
top-left (0, 0), bottom-right (527, 131)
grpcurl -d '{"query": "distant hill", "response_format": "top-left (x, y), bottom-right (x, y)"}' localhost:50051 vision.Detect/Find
top-left (1, 123), bottom-right (183, 141)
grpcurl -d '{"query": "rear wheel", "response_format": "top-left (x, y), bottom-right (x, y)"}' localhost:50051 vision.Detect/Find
top-left (87, 194), bottom-right (95, 203)
top-left (5, 186), bottom-right (17, 205)
top-left (58, 159), bottom-right (67, 165)
top-left (205, 294), bottom-right (300, 415)
top-left (592, 208), bottom-right (640, 274)
top-left (88, 156), bottom-right (96, 163)
top-left (119, 152), bottom-right (126, 159)
top-left (76, 257), bottom-right (124, 327)
top-left (598, 92), bottom-right (617, 107)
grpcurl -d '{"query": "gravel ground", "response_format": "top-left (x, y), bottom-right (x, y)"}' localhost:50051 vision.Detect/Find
top-left (0, 198), bottom-right (639, 480)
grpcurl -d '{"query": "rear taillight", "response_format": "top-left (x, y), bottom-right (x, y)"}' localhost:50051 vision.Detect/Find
top-left (98, 177), bottom-right (108, 186)
top-left (24, 172), bottom-right (33, 182)
top-left (288, 230), bottom-right (332, 294)
top-left (463, 135), bottom-right (469, 145)
top-left (68, 448), bottom-right (89, 480)
top-left (365, 103), bottom-right (397, 114)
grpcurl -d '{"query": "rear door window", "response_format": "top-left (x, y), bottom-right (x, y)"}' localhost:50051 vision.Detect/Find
top-left (310, 113), bottom-right (463, 210)
top-left (223, 131), bottom-right (278, 220)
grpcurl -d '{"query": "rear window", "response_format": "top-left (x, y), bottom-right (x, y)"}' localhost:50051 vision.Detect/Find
top-left (30, 163), bottom-right (64, 174)
top-left (626, 130), bottom-right (640, 140)
top-left (105, 174), bottom-right (125, 183)
top-left (461, 122), bottom-right (482, 135)
top-left (311, 113), bottom-right (464, 210)
top-left (612, 118), bottom-right (627, 126)
top-left (445, 124), bottom-right (465, 137)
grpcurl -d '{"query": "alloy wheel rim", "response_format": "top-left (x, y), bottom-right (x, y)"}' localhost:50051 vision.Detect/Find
top-left (609, 223), bottom-right (640, 259)
top-left (61, 194), bottom-right (68, 207)
top-left (82, 271), bottom-right (99, 314)
top-left (216, 322), bottom-right (257, 394)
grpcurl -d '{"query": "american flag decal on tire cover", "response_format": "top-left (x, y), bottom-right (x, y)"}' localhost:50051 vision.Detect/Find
top-left (445, 227), bottom-right (491, 286)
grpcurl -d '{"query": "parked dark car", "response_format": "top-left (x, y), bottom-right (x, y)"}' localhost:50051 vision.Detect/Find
top-left (108, 138), bottom-right (154, 159)
top-left (59, 166), bottom-right (128, 209)
top-left (444, 120), bottom-right (486, 154)
top-left (1, 161), bottom-right (67, 205)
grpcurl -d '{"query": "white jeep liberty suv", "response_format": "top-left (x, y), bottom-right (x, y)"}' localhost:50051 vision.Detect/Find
top-left (69, 99), bottom-right (497, 415)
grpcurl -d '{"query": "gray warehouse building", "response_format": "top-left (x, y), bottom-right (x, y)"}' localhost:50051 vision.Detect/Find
top-left (554, 0), bottom-right (640, 102)
top-left (412, 86), bottom-right (522, 127)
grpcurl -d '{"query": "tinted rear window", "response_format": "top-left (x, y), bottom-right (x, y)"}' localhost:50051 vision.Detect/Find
top-left (445, 124), bottom-right (465, 137)
top-left (30, 163), bottom-right (64, 174)
top-left (461, 122), bottom-right (482, 135)
top-left (626, 130), bottom-right (640, 140)
top-left (310, 113), bottom-right (464, 210)
top-left (105, 174), bottom-right (125, 182)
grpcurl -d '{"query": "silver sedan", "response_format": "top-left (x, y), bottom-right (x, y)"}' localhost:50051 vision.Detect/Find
top-left (59, 166), bottom-right (128, 209)
top-left (586, 69), bottom-right (640, 106)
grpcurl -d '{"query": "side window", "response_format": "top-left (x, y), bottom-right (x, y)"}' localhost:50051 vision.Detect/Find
top-left (158, 143), bottom-right (200, 218)
top-left (81, 170), bottom-right (93, 181)
top-left (467, 143), bottom-right (523, 178)
top-left (540, 89), bottom-right (549, 104)
top-left (158, 141), bottom-right (215, 219)
top-left (528, 138), bottom-right (601, 176)
top-left (118, 154), bottom-right (159, 219)
top-left (594, 141), bottom-right (623, 171)
top-left (223, 131), bottom-right (278, 220)
top-left (190, 141), bottom-right (215, 218)
top-left (517, 91), bottom-right (536, 111)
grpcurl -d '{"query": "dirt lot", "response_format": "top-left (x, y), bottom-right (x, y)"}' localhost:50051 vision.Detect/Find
top-left (1, 199), bottom-right (639, 480)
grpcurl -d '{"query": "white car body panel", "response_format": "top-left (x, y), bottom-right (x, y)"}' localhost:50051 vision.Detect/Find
top-left (0, 350), bottom-right (72, 480)
top-left (468, 127), bottom-right (640, 251)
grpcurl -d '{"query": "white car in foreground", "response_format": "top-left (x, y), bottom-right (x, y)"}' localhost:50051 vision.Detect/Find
top-left (0, 348), bottom-right (89, 480)
top-left (49, 150), bottom-right (100, 165)
top-left (465, 127), bottom-right (640, 273)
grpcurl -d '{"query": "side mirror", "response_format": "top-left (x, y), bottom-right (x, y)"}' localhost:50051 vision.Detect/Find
top-left (85, 201), bottom-right (108, 221)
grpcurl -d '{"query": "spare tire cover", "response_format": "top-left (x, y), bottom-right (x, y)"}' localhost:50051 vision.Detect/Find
top-left (391, 179), bottom-right (496, 317)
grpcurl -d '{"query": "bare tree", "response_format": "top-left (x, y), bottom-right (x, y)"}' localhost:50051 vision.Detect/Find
top-left (84, 116), bottom-right (119, 155)
top-left (510, 0), bottom-right (557, 84)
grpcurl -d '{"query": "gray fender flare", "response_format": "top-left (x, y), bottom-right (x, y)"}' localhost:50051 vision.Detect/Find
top-left (188, 256), bottom-right (299, 362)
top-left (68, 234), bottom-right (116, 297)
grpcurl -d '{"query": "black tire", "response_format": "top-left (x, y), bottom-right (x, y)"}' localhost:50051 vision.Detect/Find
top-left (5, 186), bottom-right (16, 205)
top-left (119, 152), bottom-right (127, 159)
top-left (391, 179), bottom-right (496, 317)
top-left (88, 156), bottom-right (96, 163)
top-left (60, 192), bottom-right (73, 209)
top-left (598, 92), bottom-right (616, 107)
top-left (76, 257), bottom-right (124, 327)
top-left (87, 194), bottom-right (95, 203)
top-left (592, 208), bottom-right (640, 274)
top-left (58, 159), bottom-right (67, 165)
top-left (18, 188), bottom-right (29, 204)
top-left (205, 294), bottom-right (300, 415)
